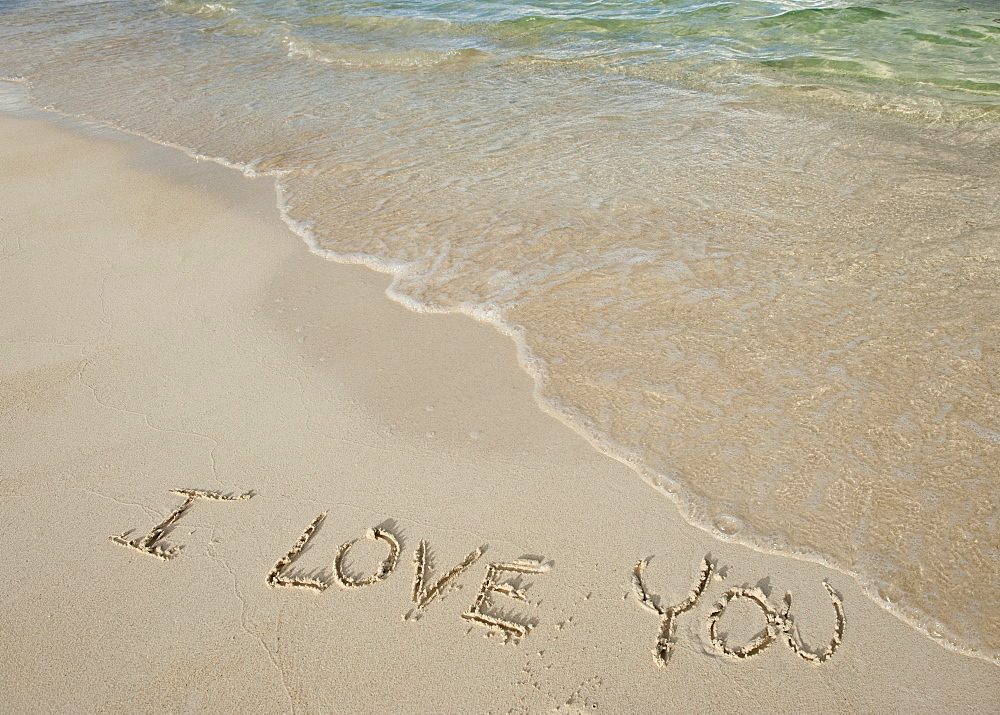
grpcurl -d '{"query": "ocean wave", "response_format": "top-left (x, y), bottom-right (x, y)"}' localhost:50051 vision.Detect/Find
top-left (282, 36), bottom-right (488, 69)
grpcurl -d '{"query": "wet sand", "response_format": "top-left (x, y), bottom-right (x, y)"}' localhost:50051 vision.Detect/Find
top-left (1, 91), bottom-right (997, 712)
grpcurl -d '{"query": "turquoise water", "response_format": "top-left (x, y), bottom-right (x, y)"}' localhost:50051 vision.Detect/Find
top-left (159, 0), bottom-right (1000, 116)
top-left (1, 0), bottom-right (998, 663)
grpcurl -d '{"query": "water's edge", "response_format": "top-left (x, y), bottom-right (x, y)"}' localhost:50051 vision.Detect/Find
top-left (3, 77), bottom-right (994, 666)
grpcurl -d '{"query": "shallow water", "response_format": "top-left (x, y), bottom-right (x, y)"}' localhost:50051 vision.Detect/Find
top-left (1, 0), bottom-right (998, 662)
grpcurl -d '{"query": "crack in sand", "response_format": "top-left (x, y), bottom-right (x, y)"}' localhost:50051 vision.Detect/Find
top-left (209, 545), bottom-right (296, 711)
top-left (0, 214), bottom-right (25, 261)
top-left (77, 370), bottom-right (224, 484)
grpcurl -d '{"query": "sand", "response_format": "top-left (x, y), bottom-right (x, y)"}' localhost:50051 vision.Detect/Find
top-left (1, 86), bottom-right (997, 713)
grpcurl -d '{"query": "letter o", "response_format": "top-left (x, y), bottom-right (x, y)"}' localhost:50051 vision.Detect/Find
top-left (706, 587), bottom-right (779, 659)
top-left (333, 527), bottom-right (400, 588)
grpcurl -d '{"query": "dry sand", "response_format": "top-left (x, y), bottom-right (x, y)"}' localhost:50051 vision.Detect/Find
top-left (1, 87), bottom-right (997, 712)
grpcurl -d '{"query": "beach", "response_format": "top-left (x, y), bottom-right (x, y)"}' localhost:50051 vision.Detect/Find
top-left (1, 87), bottom-right (997, 712)
top-left (3, 0), bottom-right (1000, 669)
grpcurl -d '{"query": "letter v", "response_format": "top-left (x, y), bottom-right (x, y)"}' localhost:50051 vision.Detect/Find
top-left (405, 540), bottom-right (484, 620)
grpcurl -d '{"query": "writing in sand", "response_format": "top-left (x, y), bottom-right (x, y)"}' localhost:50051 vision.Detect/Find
top-left (111, 488), bottom-right (846, 667)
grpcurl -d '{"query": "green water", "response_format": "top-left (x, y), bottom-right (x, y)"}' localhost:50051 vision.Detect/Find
top-left (161, 0), bottom-right (1000, 117)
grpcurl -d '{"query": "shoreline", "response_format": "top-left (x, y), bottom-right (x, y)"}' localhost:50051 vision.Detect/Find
top-left (3, 78), bottom-right (995, 667)
top-left (1, 88), bottom-right (997, 710)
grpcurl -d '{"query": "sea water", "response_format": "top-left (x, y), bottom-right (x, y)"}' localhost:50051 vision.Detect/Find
top-left (1, 0), bottom-right (997, 662)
